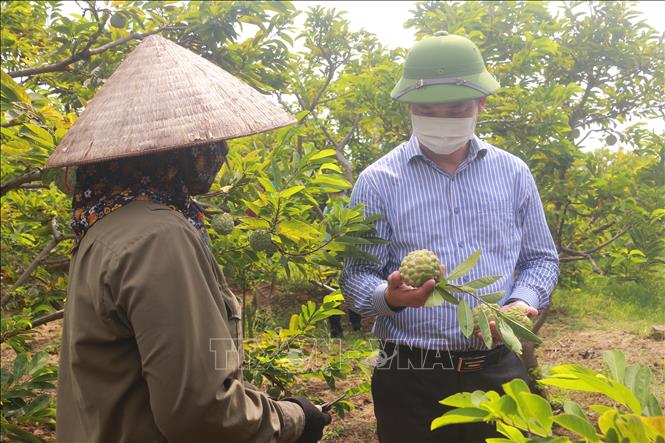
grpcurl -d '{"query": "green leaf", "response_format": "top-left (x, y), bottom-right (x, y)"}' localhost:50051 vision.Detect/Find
top-left (309, 149), bottom-right (338, 161)
top-left (477, 305), bottom-right (493, 349)
top-left (465, 275), bottom-right (501, 290)
top-left (457, 299), bottom-right (474, 337)
top-left (439, 392), bottom-right (475, 408)
top-left (497, 318), bottom-right (522, 354)
top-left (480, 291), bottom-right (505, 303)
top-left (446, 249), bottom-right (481, 281)
top-left (563, 400), bottom-right (587, 420)
top-left (517, 391), bottom-right (553, 435)
top-left (425, 286), bottom-right (458, 307)
top-left (280, 185), bottom-right (305, 199)
top-left (500, 312), bottom-right (542, 345)
top-left (1, 70), bottom-right (31, 104)
top-left (12, 353), bottom-right (29, 379)
top-left (645, 394), bottom-right (664, 416)
top-left (553, 414), bottom-right (599, 442)
top-left (277, 219), bottom-right (320, 241)
top-left (603, 350), bottom-right (626, 383)
top-left (495, 421), bottom-right (527, 442)
top-left (24, 123), bottom-right (54, 147)
top-left (257, 176), bottom-right (275, 193)
top-left (503, 377), bottom-right (530, 401)
top-left (319, 162), bottom-right (342, 173)
top-left (431, 408), bottom-right (488, 430)
top-left (623, 364), bottom-right (652, 409)
top-left (311, 174), bottom-right (351, 190)
top-left (541, 365), bottom-right (642, 414)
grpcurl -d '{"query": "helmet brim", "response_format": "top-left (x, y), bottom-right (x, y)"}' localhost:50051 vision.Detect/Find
top-left (391, 70), bottom-right (500, 104)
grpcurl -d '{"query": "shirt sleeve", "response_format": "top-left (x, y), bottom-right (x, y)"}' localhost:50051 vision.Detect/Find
top-left (339, 172), bottom-right (400, 317)
top-left (110, 224), bottom-right (304, 443)
top-left (508, 169), bottom-right (560, 309)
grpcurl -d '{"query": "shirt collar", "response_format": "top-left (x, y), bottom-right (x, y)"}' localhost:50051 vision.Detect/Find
top-left (406, 134), bottom-right (488, 164)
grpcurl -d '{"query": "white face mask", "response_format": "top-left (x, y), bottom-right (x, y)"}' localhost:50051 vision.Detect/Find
top-left (411, 113), bottom-right (477, 155)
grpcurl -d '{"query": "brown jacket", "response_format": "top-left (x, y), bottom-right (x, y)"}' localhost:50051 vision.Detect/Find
top-left (57, 201), bottom-right (304, 442)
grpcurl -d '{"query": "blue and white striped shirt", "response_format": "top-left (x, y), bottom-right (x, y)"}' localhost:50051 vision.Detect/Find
top-left (339, 135), bottom-right (559, 351)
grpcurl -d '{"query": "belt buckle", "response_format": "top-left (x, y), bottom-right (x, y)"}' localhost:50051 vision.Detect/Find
top-left (455, 355), bottom-right (486, 372)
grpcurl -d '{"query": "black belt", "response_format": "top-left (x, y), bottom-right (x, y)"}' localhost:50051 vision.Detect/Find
top-left (378, 341), bottom-right (511, 372)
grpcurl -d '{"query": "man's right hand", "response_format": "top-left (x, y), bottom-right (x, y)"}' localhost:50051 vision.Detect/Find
top-left (384, 265), bottom-right (445, 309)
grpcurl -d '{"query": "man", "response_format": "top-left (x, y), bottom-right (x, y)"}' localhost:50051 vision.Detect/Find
top-left (51, 35), bottom-right (330, 443)
top-left (340, 33), bottom-right (559, 443)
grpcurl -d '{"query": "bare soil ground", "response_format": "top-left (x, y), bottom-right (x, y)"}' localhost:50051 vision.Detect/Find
top-left (2, 304), bottom-right (663, 442)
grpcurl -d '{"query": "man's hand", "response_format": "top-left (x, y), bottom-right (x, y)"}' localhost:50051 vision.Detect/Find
top-left (384, 265), bottom-right (445, 309)
top-left (476, 300), bottom-right (539, 345)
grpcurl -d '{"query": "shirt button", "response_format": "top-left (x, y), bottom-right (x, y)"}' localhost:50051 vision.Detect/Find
top-left (458, 241), bottom-right (464, 248)
top-left (454, 207), bottom-right (460, 214)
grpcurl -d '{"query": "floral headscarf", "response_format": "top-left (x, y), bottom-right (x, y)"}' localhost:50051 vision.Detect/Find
top-left (71, 142), bottom-right (227, 244)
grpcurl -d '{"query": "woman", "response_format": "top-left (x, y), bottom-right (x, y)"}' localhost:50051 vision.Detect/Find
top-left (50, 35), bottom-right (330, 443)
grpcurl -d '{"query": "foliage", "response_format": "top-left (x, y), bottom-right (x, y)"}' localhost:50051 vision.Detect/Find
top-left (243, 290), bottom-right (373, 416)
top-left (0, 352), bottom-right (57, 442)
top-left (406, 1), bottom-right (665, 281)
top-left (431, 350), bottom-right (664, 442)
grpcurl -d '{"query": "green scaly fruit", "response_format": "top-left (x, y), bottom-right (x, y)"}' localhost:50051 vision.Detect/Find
top-left (248, 230), bottom-right (277, 255)
top-left (472, 303), bottom-right (499, 334)
top-left (399, 249), bottom-right (441, 287)
top-left (472, 303), bottom-right (533, 334)
top-left (503, 306), bottom-right (533, 330)
top-left (211, 213), bottom-right (234, 235)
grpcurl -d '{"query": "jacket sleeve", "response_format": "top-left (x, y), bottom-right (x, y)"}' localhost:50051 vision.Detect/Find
top-left (339, 172), bottom-right (399, 317)
top-left (110, 223), bottom-right (304, 443)
top-left (507, 169), bottom-right (560, 309)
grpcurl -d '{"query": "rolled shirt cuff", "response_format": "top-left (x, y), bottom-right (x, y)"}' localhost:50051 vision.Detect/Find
top-left (275, 400), bottom-right (306, 443)
top-left (372, 282), bottom-right (405, 316)
top-left (505, 286), bottom-right (540, 309)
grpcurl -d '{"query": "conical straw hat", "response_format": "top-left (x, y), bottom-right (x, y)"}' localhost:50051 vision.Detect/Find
top-left (46, 35), bottom-right (295, 168)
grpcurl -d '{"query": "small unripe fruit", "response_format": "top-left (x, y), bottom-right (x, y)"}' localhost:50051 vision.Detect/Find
top-left (472, 303), bottom-right (533, 334)
top-left (211, 213), bottom-right (234, 235)
top-left (248, 230), bottom-right (277, 255)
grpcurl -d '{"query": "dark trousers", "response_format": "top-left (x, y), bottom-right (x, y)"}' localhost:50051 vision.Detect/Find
top-left (372, 342), bottom-right (530, 443)
top-left (329, 309), bottom-right (362, 337)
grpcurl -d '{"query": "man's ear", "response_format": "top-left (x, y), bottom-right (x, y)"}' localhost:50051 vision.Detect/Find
top-left (478, 96), bottom-right (488, 113)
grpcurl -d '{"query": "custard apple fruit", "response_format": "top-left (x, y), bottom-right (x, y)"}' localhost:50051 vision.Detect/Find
top-left (503, 306), bottom-right (533, 329)
top-left (399, 249), bottom-right (441, 287)
top-left (211, 213), bottom-right (234, 235)
top-left (472, 303), bottom-right (532, 334)
top-left (248, 230), bottom-right (277, 254)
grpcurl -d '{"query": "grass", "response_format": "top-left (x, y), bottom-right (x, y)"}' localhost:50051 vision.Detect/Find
top-left (552, 277), bottom-right (665, 334)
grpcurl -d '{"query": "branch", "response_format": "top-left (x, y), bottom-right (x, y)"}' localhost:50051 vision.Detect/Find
top-left (558, 225), bottom-right (631, 272)
top-left (296, 66), bottom-right (336, 124)
top-left (0, 309), bottom-right (64, 343)
top-left (1, 219), bottom-right (74, 308)
top-left (556, 201), bottom-right (570, 249)
top-left (309, 279), bottom-right (336, 294)
top-left (568, 74), bottom-right (597, 135)
top-left (19, 183), bottom-right (49, 190)
top-left (318, 114), bottom-right (360, 185)
top-left (8, 26), bottom-right (181, 78)
top-left (30, 309), bottom-right (64, 328)
top-left (1, 169), bottom-right (44, 196)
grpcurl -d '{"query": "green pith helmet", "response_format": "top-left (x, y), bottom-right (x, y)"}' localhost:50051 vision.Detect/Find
top-left (391, 32), bottom-right (500, 104)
